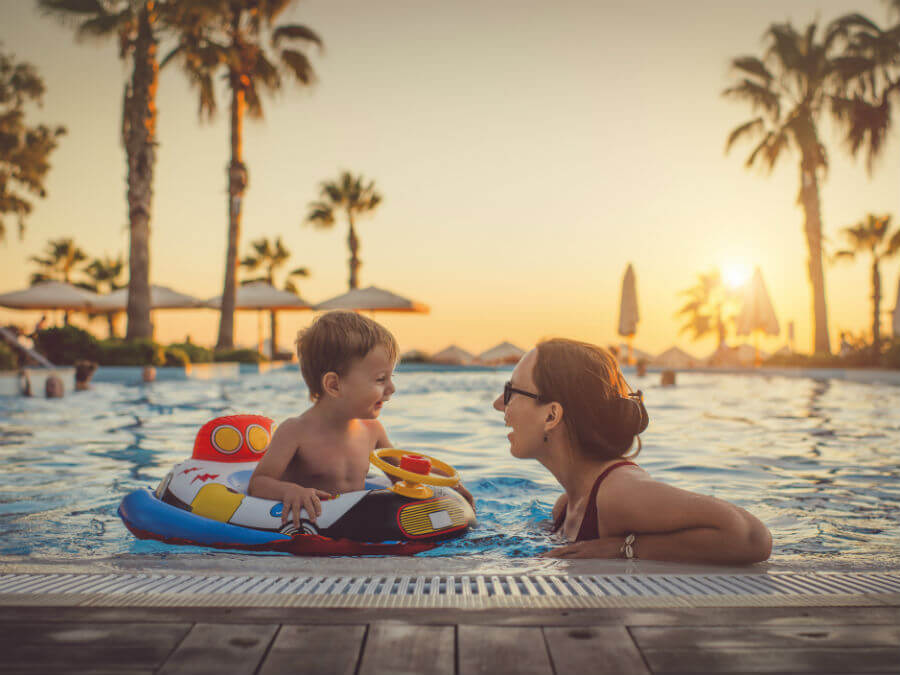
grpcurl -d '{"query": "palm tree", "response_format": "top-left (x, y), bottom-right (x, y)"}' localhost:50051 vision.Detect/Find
top-left (240, 236), bottom-right (309, 357)
top-left (723, 22), bottom-right (876, 355)
top-left (81, 254), bottom-right (126, 338)
top-left (0, 49), bottom-right (66, 242)
top-left (833, 214), bottom-right (900, 359)
top-left (675, 269), bottom-right (738, 348)
top-left (29, 238), bottom-right (88, 324)
top-left (40, 0), bottom-right (164, 340)
top-left (164, 0), bottom-right (322, 350)
top-left (305, 171), bottom-right (382, 290)
top-left (829, 6), bottom-right (900, 173)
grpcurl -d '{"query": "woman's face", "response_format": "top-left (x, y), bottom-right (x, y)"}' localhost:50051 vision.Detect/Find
top-left (493, 349), bottom-right (548, 459)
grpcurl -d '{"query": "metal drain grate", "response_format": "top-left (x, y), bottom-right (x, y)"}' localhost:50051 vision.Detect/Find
top-left (0, 572), bottom-right (897, 608)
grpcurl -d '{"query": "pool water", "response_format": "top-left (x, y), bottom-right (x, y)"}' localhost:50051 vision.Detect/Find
top-left (1, 365), bottom-right (898, 568)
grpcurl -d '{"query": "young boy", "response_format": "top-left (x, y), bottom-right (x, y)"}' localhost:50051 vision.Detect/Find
top-left (248, 311), bottom-right (472, 530)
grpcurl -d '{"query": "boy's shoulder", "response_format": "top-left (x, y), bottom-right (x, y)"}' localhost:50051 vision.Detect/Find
top-left (274, 413), bottom-right (307, 436)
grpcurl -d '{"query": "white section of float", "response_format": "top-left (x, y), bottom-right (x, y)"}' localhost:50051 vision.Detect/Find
top-left (164, 458), bottom-right (382, 532)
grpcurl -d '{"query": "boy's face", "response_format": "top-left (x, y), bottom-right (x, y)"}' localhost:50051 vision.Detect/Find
top-left (338, 344), bottom-right (396, 418)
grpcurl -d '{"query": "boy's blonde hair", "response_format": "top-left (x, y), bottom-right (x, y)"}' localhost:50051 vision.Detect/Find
top-left (297, 311), bottom-right (399, 401)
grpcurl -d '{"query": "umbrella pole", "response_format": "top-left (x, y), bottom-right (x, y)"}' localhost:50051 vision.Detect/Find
top-left (627, 335), bottom-right (635, 366)
top-left (257, 310), bottom-right (263, 356)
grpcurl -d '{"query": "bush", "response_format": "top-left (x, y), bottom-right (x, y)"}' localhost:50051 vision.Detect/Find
top-left (97, 338), bottom-right (166, 366)
top-left (33, 326), bottom-right (100, 365)
top-left (883, 340), bottom-right (900, 369)
top-left (164, 347), bottom-right (190, 367)
top-left (168, 341), bottom-right (212, 363)
top-left (0, 342), bottom-right (16, 370)
top-left (213, 348), bottom-right (265, 364)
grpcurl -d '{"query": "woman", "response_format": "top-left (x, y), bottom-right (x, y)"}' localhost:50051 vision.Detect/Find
top-left (493, 338), bottom-right (771, 563)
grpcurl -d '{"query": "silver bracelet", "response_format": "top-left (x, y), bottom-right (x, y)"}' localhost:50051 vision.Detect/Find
top-left (620, 533), bottom-right (636, 559)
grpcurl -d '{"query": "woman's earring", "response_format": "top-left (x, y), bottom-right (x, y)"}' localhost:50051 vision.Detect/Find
top-left (543, 433), bottom-right (548, 443)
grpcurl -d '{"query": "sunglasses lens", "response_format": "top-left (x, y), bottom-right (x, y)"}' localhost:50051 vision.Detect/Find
top-left (503, 382), bottom-right (511, 405)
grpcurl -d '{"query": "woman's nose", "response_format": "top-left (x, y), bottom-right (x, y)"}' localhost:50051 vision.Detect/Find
top-left (492, 394), bottom-right (504, 411)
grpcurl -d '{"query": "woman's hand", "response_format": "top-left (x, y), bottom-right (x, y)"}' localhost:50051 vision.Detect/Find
top-left (541, 537), bottom-right (623, 559)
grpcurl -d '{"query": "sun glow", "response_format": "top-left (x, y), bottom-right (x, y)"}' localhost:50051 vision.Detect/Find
top-left (721, 262), bottom-right (752, 289)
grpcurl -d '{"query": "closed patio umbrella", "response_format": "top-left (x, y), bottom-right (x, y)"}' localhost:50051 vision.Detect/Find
top-left (206, 281), bottom-right (313, 357)
top-left (736, 267), bottom-right (780, 365)
top-left (617, 264), bottom-right (639, 364)
top-left (892, 277), bottom-right (900, 339)
top-left (315, 285), bottom-right (429, 313)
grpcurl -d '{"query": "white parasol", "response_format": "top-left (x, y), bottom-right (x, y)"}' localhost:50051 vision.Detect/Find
top-left (0, 281), bottom-right (100, 311)
top-left (315, 285), bottom-right (429, 313)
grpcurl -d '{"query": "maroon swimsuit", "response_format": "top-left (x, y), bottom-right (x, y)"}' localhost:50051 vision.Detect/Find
top-left (551, 461), bottom-right (636, 542)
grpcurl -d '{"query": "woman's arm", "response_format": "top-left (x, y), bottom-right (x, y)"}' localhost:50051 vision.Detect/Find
top-left (546, 476), bottom-right (771, 564)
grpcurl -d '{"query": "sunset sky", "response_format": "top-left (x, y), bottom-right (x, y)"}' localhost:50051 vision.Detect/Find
top-left (1, 0), bottom-right (899, 358)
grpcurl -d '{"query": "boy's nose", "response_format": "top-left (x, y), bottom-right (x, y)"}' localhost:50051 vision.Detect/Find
top-left (492, 394), bottom-right (504, 411)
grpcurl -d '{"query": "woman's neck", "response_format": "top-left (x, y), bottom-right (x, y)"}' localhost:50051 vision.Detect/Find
top-left (541, 442), bottom-right (621, 505)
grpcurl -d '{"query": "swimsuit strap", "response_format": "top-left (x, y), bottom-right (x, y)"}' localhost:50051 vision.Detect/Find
top-left (551, 461), bottom-right (637, 540)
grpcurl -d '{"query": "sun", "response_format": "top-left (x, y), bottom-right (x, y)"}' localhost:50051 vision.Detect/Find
top-left (721, 262), bottom-right (751, 289)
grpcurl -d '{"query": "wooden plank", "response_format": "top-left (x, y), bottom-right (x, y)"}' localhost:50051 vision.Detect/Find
top-left (358, 623), bottom-right (454, 675)
top-left (631, 624), bottom-right (900, 650)
top-left (458, 626), bottom-right (552, 675)
top-left (544, 626), bottom-right (649, 675)
top-left (2, 605), bottom-right (897, 627)
top-left (158, 623), bottom-right (278, 675)
top-left (642, 647), bottom-right (900, 673)
top-left (258, 625), bottom-right (365, 675)
top-left (0, 622), bottom-right (189, 672)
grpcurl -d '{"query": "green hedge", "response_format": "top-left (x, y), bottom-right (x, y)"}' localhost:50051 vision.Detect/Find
top-left (0, 341), bottom-right (16, 370)
top-left (168, 341), bottom-right (212, 363)
top-left (33, 326), bottom-right (100, 365)
top-left (213, 348), bottom-right (266, 364)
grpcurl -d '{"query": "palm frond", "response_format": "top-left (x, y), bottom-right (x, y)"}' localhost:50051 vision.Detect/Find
top-left (723, 79), bottom-right (780, 118)
top-left (730, 56), bottom-right (773, 83)
top-left (280, 49), bottom-right (314, 84)
top-left (271, 24), bottom-right (323, 48)
top-left (725, 117), bottom-right (765, 153)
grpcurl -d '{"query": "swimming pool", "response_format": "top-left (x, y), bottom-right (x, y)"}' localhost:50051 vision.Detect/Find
top-left (1, 365), bottom-right (898, 569)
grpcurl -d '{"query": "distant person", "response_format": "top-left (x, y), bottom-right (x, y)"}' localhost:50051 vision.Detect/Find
top-left (44, 375), bottom-right (64, 398)
top-left (636, 358), bottom-right (648, 377)
top-left (142, 366), bottom-right (156, 383)
top-left (494, 338), bottom-right (771, 564)
top-left (248, 311), bottom-right (474, 531)
top-left (839, 332), bottom-right (852, 357)
top-left (30, 315), bottom-right (47, 337)
top-left (75, 360), bottom-right (98, 391)
top-left (661, 370), bottom-right (676, 386)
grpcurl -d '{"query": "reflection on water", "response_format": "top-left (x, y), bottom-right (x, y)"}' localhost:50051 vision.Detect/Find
top-left (1, 366), bottom-right (899, 568)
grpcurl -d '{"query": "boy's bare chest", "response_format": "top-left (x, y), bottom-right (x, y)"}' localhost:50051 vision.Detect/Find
top-left (285, 433), bottom-right (374, 492)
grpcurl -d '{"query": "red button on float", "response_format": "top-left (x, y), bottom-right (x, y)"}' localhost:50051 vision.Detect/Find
top-left (400, 454), bottom-right (432, 475)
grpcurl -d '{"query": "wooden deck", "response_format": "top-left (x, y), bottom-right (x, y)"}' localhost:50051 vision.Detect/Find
top-left (1, 604), bottom-right (897, 674)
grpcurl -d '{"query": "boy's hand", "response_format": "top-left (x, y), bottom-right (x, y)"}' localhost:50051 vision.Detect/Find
top-left (282, 485), bottom-right (332, 529)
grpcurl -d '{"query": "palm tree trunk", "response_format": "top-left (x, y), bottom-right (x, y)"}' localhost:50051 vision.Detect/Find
top-left (216, 82), bottom-right (247, 350)
top-left (798, 156), bottom-right (831, 354)
top-left (872, 258), bottom-right (881, 362)
top-left (347, 209), bottom-right (360, 290)
top-left (124, 1), bottom-right (157, 340)
top-left (107, 312), bottom-right (117, 339)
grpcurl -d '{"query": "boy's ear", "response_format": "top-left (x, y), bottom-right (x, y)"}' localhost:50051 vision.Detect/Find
top-left (322, 372), bottom-right (341, 397)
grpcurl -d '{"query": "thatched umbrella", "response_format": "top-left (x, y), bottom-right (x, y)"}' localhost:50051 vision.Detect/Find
top-left (0, 281), bottom-right (100, 325)
top-left (315, 285), bottom-right (429, 313)
top-left (207, 281), bottom-right (313, 357)
top-left (431, 345), bottom-right (475, 365)
top-left (477, 341), bottom-right (525, 365)
top-left (617, 264), bottom-right (639, 364)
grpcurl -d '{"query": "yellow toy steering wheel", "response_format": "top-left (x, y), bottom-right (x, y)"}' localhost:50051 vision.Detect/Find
top-left (370, 448), bottom-right (460, 499)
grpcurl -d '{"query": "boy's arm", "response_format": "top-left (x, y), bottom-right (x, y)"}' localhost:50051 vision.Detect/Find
top-left (248, 419), bottom-right (330, 527)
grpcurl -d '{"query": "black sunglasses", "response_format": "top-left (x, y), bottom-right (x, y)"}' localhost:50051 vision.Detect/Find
top-left (503, 381), bottom-right (540, 406)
